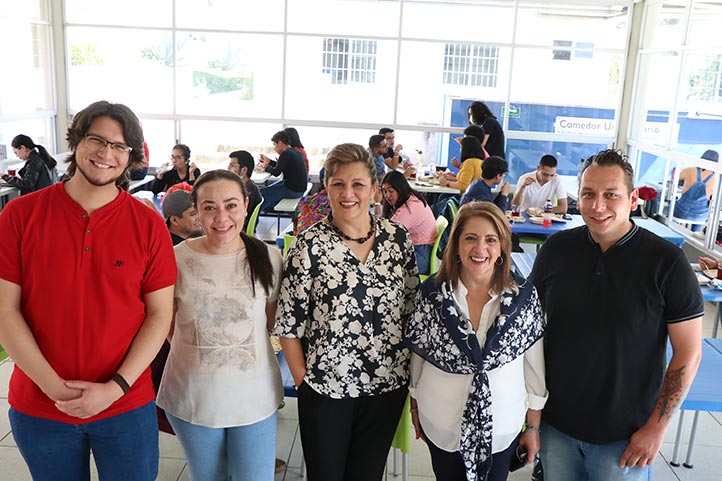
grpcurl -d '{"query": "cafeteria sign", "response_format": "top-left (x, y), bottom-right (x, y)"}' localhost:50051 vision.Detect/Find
top-left (554, 116), bottom-right (614, 136)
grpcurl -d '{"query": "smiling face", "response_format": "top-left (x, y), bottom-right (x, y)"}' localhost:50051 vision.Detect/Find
top-left (195, 179), bottom-right (248, 253)
top-left (172, 206), bottom-right (202, 238)
top-left (327, 161), bottom-right (374, 226)
top-left (457, 216), bottom-right (501, 285)
top-left (578, 165), bottom-right (638, 251)
top-left (73, 116), bottom-right (130, 188)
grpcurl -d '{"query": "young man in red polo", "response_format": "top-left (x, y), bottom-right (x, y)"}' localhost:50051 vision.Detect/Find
top-left (0, 101), bottom-right (177, 481)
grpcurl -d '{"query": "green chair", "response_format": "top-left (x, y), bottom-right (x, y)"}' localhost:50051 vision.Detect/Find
top-left (283, 234), bottom-right (295, 257)
top-left (447, 196), bottom-right (459, 219)
top-left (245, 197), bottom-right (264, 237)
top-left (420, 215), bottom-right (449, 282)
top-left (0, 345), bottom-right (7, 362)
top-left (389, 395), bottom-right (412, 481)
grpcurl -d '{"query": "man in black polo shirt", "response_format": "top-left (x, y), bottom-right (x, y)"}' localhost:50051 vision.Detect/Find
top-left (530, 149), bottom-right (703, 481)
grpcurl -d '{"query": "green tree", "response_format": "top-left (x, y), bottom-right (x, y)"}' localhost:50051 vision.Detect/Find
top-left (70, 43), bottom-right (103, 66)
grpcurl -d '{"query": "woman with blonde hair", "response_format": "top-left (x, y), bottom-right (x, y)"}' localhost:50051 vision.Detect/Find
top-left (406, 202), bottom-right (546, 481)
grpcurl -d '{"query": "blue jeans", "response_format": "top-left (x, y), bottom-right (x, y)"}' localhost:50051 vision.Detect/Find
top-left (167, 411), bottom-right (277, 481)
top-left (540, 421), bottom-right (651, 481)
top-left (259, 180), bottom-right (304, 212)
top-left (414, 243), bottom-right (432, 275)
top-left (9, 402), bottom-right (158, 481)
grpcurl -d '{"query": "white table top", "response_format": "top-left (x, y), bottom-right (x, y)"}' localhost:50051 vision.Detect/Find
top-left (252, 171), bottom-right (271, 184)
top-left (411, 180), bottom-right (459, 195)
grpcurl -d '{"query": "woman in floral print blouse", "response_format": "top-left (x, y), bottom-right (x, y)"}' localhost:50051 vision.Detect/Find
top-left (274, 143), bottom-right (419, 481)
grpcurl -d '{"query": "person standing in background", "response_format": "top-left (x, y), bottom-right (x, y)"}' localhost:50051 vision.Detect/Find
top-left (468, 100), bottom-right (506, 159)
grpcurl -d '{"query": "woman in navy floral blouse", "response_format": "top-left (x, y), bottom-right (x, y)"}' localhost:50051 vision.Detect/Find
top-left (406, 202), bottom-right (546, 481)
top-left (274, 143), bottom-right (419, 481)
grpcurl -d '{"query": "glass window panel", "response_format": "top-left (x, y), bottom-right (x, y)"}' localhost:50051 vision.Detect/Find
top-left (175, 0), bottom-right (284, 32)
top-left (0, 117), bottom-right (56, 160)
top-left (137, 119), bottom-right (175, 168)
top-left (178, 120), bottom-right (283, 172)
top-left (65, 0), bottom-right (172, 28)
top-left (630, 52), bottom-right (683, 146)
top-left (0, 23), bottom-right (54, 115)
top-left (280, 125), bottom-right (386, 173)
top-left (285, 36), bottom-right (396, 124)
top-left (401, 2), bottom-right (514, 44)
top-left (688, 1), bottom-right (722, 47)
top-left (175, 32), bottom-right (283, 118)
top-left (515, 3), bottom-right (629, 49)
top-left (508, 48), bottom-right (623, 134)
top-left (506, 139), bottom-right (609, 185)
top-left (672, 50), bottom-right (722, 156)
top-left (287, 0), bottom-right (400, 37)
top-left (2, 0), bottom-right (49, 21)
top-left (397, 41), bottom-right (511, 126)
top-left (640, 1), bottom-right (688, 50)
top-left (66, 27), bottom-right (174, 113)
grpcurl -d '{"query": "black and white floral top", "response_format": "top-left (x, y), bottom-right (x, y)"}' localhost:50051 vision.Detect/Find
top-left (274, 216), bottom-right (419, 398)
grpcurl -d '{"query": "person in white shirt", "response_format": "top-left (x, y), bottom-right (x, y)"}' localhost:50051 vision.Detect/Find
top-left (157, 170), bottom-right (284, 481)
top-left (512, 155), bottom-right (568, 213)
top-left (406, 202), bottom-right (547, 481)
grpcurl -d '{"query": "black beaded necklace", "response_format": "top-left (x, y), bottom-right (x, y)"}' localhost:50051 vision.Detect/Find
top-left (328, 213), bottom-right (376, 244)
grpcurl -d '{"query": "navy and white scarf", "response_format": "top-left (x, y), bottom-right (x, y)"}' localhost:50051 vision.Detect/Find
top-left (405, 273), bottom-right (544, 481)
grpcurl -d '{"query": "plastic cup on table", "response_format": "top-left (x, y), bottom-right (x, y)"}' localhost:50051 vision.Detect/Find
top-left (7, 169), bottom-right (16, 176)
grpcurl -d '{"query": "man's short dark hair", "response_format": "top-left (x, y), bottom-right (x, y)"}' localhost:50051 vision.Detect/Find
top-left (580, 149), bottom-right (635, 193)
top-left (539, 154), bottom-right (558, 168)
top-left (271, 131), bottom-right (290, 145)
top-left (481, 156), bottom-right (508, 180)
top-left (369, 134), bottom-right (385, 150)
top-left (229, 150), bottom-right (255, 176)
top-left (463, 125), bottom-right (486, 144)
top-left (379, 127), bottom-right (394, 136)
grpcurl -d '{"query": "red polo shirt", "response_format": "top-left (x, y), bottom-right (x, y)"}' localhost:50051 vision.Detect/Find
top-left (0, 182), bottom-right (177, 423)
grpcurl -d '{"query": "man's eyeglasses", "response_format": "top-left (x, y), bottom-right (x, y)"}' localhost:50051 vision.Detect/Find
top-left (170, 155), bottom-right (184, 161)
top-left (83, 134), bottom-right (132, 156)
top-left (228, 163), bottom-right (240, 168)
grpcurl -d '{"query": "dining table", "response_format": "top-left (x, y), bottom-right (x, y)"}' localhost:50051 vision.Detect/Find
top-left (509, 213), bottom-right (686, 247)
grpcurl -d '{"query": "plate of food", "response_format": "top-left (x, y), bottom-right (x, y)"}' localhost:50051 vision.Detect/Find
top-left (528, 216), bottom-right (546, 225)
top-left (505, 212), bottom-right (525, 223)
top-left (551, 214), bottom-right (568, 223)
top-left (526, 207), bottom-right (543, 217)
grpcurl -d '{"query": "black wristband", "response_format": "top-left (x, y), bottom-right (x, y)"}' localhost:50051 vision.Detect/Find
top-left (111, 373), bottom-right (131, 395)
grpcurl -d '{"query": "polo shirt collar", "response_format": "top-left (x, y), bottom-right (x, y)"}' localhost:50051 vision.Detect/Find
top-left (55, 180), bottom-right (128, 218)
top-left (584, 220), bottom-right (639, 252)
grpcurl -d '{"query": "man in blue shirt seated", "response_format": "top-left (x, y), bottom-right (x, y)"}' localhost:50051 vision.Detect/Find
top-left (459, 155), bottom-right (510, 210)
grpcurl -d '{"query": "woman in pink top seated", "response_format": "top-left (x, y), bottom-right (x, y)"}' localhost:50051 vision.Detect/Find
top-left (382, 171), bottom-right (437, 274)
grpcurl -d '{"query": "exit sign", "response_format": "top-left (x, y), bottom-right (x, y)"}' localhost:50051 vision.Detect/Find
top-left (501, 105), bottom-right (521, 118)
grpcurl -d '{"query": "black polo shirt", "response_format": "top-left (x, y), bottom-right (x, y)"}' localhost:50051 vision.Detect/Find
top-left (530, 222), bottom-right (703, 444)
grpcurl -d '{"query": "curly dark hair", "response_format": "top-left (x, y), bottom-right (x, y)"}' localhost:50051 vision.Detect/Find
top-left (65, 101), bottom-right (145, 191)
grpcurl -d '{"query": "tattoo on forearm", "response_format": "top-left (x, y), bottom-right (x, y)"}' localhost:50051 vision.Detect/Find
top-left (657, 365), bottom-right (686, 422)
